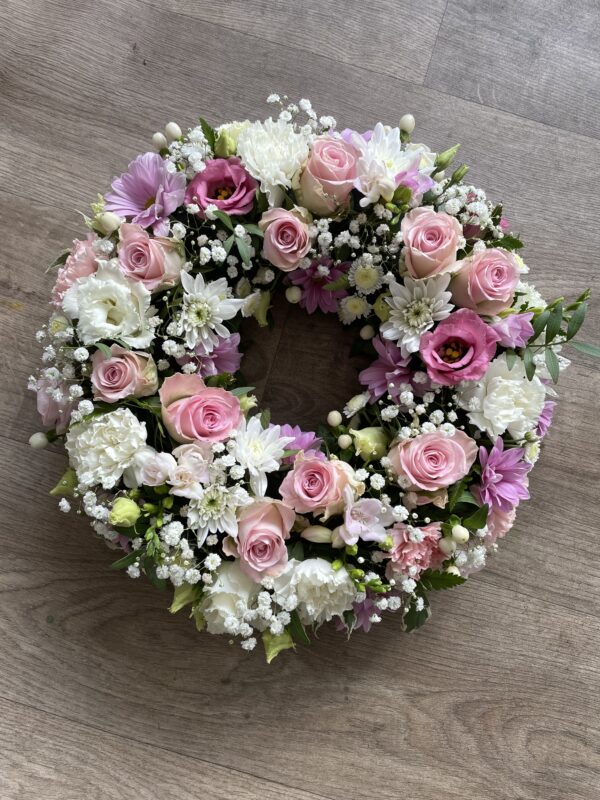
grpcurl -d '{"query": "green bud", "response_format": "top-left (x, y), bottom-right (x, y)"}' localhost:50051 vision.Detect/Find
top-left (350, 427), bottom-right (389, 462)
top-left (253, 290), bottom-right (271, 327)
top-left (109, 497), bottom-right (141, 527)
top-left (239, 393), bottom-right (258, 413)
top-left (435, 143), bottom-right (460, 171)
top-left (451, 164), bottom-right (469, 184)
top-left (373, 293), bottom-right (391, 322)
top-left (350, 568), bottom-right (365, 580)
top-left (331, 559), bottom-right (344, 571)
top-left (213, 120), bottom-right (251, 158)
top-left (345, 544), bottom-right (358, 556)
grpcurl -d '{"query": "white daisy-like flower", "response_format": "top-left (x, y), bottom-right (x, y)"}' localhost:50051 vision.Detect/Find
top-left (230, 416), bottom-right (294, 496)
top-left (338, 295), bottom-right (371, 324)
top-left (185, 482), bottom-right (251, 545)
top-left (237, 117), bottom-right (311, 206)
top-left (348, 256), bottom-right (384, 295)
top-left (178, 271), bottom-right (245, 350)
top-left (381, 275), bottom-right (454, 353)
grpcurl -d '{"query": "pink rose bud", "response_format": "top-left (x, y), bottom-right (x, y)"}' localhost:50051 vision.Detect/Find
top-left (233, 499), bottom-right (295, 582)
top-left (91, 345), bottom-right (159, 403)
top-left (159, 373), bottom-right (242, 443)
top-left (259, 208), bottom-right (312, 272)
top-left (117, 223), bottom-right (185, 291)
top-left (299, 135), bottom-right (359, 215)
top-left (451, 248), bottom-right (520, 315)
top-left (388, 429), bottom-right (478, 494)
top-left (401, 206), bottom-right (463, 279)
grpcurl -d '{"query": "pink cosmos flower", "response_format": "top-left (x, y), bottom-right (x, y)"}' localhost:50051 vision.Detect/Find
top-left (288, 258), bottom-right (350, 314)
top-left (104, 152), bottom-right (186, 235)
top-left (419, 309), bottom-right (499, 385)
top-left (184, 157), bottom-right (257, 217)
top-left (359, 335), bottom-right (413, 402)
top-left (176, 333), bottom-right (242, 378)
top-left (472, 438), bottom-right (531, 513)
top-left (159, 373), bottom-right (242, 443)
top-left (51, 237), bottom-right (97, 307)
top-left (386, 522), bottom-right (444, 579)
top-left (489, 312), bottom-right (534, 348)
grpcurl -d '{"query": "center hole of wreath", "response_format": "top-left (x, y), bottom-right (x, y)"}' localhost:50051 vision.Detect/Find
top-left (239, 293), bottom-right (369, 431)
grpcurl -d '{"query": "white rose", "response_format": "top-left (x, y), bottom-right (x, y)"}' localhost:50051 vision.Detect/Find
top-left (62, 261), bottom-right (155, 348)
top-left (274, 558), bottom-right (357, 626)
top-left (457, 354), bottom-right (545, 440)
top-left (123, 446), bottom-right (176, 488)
top-left (199, 561), bottom-right (259, 635)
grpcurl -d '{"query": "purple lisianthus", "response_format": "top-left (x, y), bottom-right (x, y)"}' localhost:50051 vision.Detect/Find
top-left (288, 258), bottom-right (350, 314)
top-left (536, 400), bottom-right (556, 438)
top-left (489, 312), bottom-right (534, 348)
top-left (176, 333), bottom-right (242, 377)
top-left (184, 157), bottom-right (257, 218)
top-left (104, 152), bottom-right (186, 235)
top-left (472, 438), bottom-right (531, 513)
top-left (276, 424), bottom-right (323, 465)
top-left (359, 335), bottom-right (413, 402)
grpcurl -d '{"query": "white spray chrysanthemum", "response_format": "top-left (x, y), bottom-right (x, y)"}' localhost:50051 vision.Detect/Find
top-left (178, 271), bottom-right (245, 350)
top-left (381, 274), bottom-right (454, 353)
top-left (230, 416), bottom-right (294, 496)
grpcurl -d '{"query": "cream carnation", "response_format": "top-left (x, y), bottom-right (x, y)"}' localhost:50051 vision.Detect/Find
top-left (65, 408), bottom-right (147, 489)
top-left (199, 560), bottom-right (259, 635)
top-left (285, 558), bottom-right (357, 626)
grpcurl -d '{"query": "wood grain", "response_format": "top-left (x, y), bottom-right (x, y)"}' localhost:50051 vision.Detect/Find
top-left (1, 1), bottom-right (600, 799)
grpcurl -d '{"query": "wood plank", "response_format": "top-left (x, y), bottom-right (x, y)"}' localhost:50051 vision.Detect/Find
top-left (425, 0), bottom-right (600, 139)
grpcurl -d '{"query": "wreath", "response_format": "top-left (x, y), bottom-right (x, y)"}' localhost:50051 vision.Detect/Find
top-left (30, 95), bottom-right (594, 661)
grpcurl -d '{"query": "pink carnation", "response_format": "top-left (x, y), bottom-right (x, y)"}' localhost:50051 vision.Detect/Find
top-left (386, 522), bottom-right (444, 579)
top-left (51, 237), bottom-right (97, 307)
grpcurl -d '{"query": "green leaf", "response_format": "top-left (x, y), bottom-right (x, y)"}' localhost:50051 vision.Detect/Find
top-left (454, 491), bottom-right (480, 507)
top-left (523, 347), bottom-right (536, 380)
top-left (493, 234), bottom-right (523, 251)
top-left (199, 116), bottom-right (216, 150)
top-left (223, 234), bottom-right (235, 254)
top-left (569, 340), bottom-right (600, 358)
top-left (49, 467), bottom-right (78, 497)
top-left (323, 274), bottom-right (349, 291)
top-left (240, 223), bottom-right (264, 238)
top-left (447, 477), bottom-right (469, 512)
top-left (288, 540), bottom-right (304, 561)
top-left (110, 550), bottom-right (140, 570)
top-left (260, 408), bottom-right (271, 427)
top-left (212, 210), bottom-right (234, 231)
top-left (93, 342), bottom-right (114, 358)
top-left (169, 583), bottom-right (202, 614)
top-left (236, 235), bottom-right (252, 265)
top-left (253, 290), bottom-right (271, 327)
top-left (545, 347), bottom-right (560, 383)
top-left (505, 349), bottom-right (517, 370)
top-left (566, 302), bottom-right (587, 340)
top-left (419, 569), bottom-right (466, 591)
top-left (463, 503), bottom-right (489, 531)
top-left (288, 610), bottom-right (311, 645)
top-left (262, 629), bottom-right (294, 663)
top-left (545, 303), bottom-right (563, 344)
top-left (230, 385), bottom-right (255, 397)
top-left (45, 248), bottom-right (71, 273)
top-left (192, 606), bottom-right (206, 632)
top-left (531, 309), bottom-right (550, 339)
top-left (403, 593), bottom-right (431, 633)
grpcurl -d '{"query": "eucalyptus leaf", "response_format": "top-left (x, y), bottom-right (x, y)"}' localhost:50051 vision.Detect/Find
top-left (566, 302), bottom-right (587, 340)
top-left (545, 303), bottom-right (563, 344)
top-left (212, 210), bottom-right (234, 231)
top-left (545, 347), bottom-right (560, 383)
top-left (93, 342), bottom-right (113, 358)
top-left (569, 340), bottom-right (600, 358)
top-left (236, 235), bottom-right (252, 265)
top-left (523, 347), bottom-right (536, 380)
top-left (531, 309), bottom-right (550, 339)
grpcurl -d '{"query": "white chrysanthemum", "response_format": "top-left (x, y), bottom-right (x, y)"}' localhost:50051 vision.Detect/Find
top-left (65, 408), bottom-right (147, 489)
top-left (62, 261), bottom-right (155, 348)
top-left (230, 417), bottom-right (294, 496)
top-left (273, 558), bottom-right (357, 626)
top-left (237, 117), bottom-right (311, 206)
top-left (348, 256), bottom-right (384, 295)
top-left (178, 271), bottom-right (245, 350)
top-left (185, 482), bottom-right (251, 544)
top-left (338, 295), bottom-right (371, 324)
top-left (457, 354), bottom-right (546, 440)
top-left (349, 123), bottom-right (427, 207)
top-left (381, 275), bottom-right (454, 353)
top-left (199, 561), bottom-right (259, 635)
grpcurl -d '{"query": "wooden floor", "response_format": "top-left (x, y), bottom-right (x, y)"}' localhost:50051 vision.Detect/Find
top-left (1, 2), bottom-right (600, 798)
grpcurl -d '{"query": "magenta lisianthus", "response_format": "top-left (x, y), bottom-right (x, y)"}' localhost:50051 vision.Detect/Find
top-left (419, 309), bottom-right (499, 386)
top-left (288, 258), bottom-right (349, 314)
top-left (489, 312), bottom-right (534, 348)
top-left (472, 438), bottom-right (531, 513)
top-left (176, 333), bottom-right (242, 377)
top-left (184, 157), bottom-right (257, 217)
top-left (104, 152), bottom-right (186, 235)
top-left (359, 335), bottom-right (413, 401)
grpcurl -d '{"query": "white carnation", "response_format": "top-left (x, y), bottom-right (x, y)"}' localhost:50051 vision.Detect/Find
top-left (237, 118), bottom-right (311, 206)
top-left (457, 354), bottom-right (545, 440)
top-left (274, 558), bottom-right (357, 626)
top-left (66, 408), bottom-right (147, 489)
top-left (199, 561), bottom-right (259, 635)
top-left (62, 261), bottom-right (155, 348)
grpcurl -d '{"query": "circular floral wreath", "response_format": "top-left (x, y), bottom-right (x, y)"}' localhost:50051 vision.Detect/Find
top-left (30, 95), bottom-right (592, 661)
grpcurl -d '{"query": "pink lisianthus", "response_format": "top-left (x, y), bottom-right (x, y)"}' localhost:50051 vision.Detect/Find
top-left (451, 248), bottom-right (520, 315)
top-left (159, 373), bottom-right (242, 443)
top-left (91, 345), bottom-right (158, 403)
top-left (388, 429), bottom-right (478, 494)
top-left (184, 157), bottom-right (258, 217)
top-left (401, 207), bottom-right (463, 279)
top-left (489, 312), bottom-right (534, 348)
top-left (419, 308), bottom-right (499, 385)
top-left (33, 377), bottom-right (73, 434)
top-left (287, 258), bottom-right (350, 314)
top-left (358, 335), bottom-right (413, 402)
top-left (51, 237), bottom-right (98, 307)
top-left (259, 208), bottom-right (312, 272)
top-left (386, 522), bottom-right (444, 579)
top-left (176, 333), bottom-right (242, 378)
top-left (231, 499), bottom-right (295, 582)
top-left (279, 452), bottom-right (362, 519)
top-left (299, 135), bottom-right (359, 215)
top-left (117, 223), bottom-right (184, 291)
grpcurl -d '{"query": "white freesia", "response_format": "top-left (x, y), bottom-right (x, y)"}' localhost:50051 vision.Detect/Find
top-left (185, 482), bottom-right (251, 545)
top-left (230, 416), bottom-right (294, 496)
top-left (272, 558), bottom-right (357, 626)
top-left (199, 560), bottom-right (259, 635)
top-left (66, 408), bottom-right (147, 489)
top-left (62, 261), bottom-right (155, 348)
top-left (457, 354), bottom-right (546, 440)
top-left (381, 274), bottom-right (454, 352)
top-left (237, 117), bottom-right (311, 206)
top-left (177, 271), bottom-right (245, 350)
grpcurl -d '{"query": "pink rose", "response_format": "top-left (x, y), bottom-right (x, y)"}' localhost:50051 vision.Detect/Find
top-left (159, 373), bottom-right (242, 443)
top-left (279, 452), bottom-right (361, 519)
top-left (389, 430), bottom-right (477, 493)
top-left (386, 522), bottom-right (444, 578)
top-left (233, 499), bottom-right (295, 581)
top-left (259, 208), bottom-right (312, 272)
top-left (451, 248), bottom-right (520, 315)
top-left (401, 207), bottom-right (463, 279)
top-left (419, 308), bottom-right (499, 385)
top-left (91, 345), bottom-right (158, 402)
top-left (51, 237), bottom-right (97, 307)
top-left (117, 223), bottom-right (184, 291)
top-left (185, 157), bottom-right (258, 217)
top-left (299, 135), bottom-right (359, 215)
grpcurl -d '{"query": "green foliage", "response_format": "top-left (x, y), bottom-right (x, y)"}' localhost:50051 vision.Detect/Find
top-left (236, 235), bottom-right (252, 265)
top-left (489, 234), bottom-right (523, 251)
top-left (199, 117), bottom-right (216, 150)
top-left (545, 347), bottom-right (560, 383)
top-left (110, 550), bottom-right (141, 570)
top-left (419, 569), bottom-right (466, 591)
top-left (45, 248), bottom-right (71, 273)
top-left (262, 629), bottom-right (294, 663)
top-left (49, 467), bottom-right (78, 497)
top-left (169, 583), bottom-right (203, 614)
top-left (403, 593), bottom-right (430, 633)
top-left (569, 340), bottom-right (600, 358)
top-left (323, 274), bottom-right (350, 291)
top-left (287, 610), bottom-right (311, 645)
top-left (463, 503), bottom-right (489, 531)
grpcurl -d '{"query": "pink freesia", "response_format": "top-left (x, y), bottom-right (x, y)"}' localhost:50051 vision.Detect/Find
top-left (401, 207), bottom-right (463, 279)
top-left (233, 499), bottom-right (295, 581)
top-left (91, 345), bottom-right (158, 402)
top-left (259, 208), bottom-right (312, 272)
top-left (419, 308), bottom-right (499, 385)
top-left (279, 452), bottom-right (361, 519)
top-left (185, 157), bottom-right (257, 217)
top-left (34, 378), bottom-right (73, 434)
top-left (489, 312), bottom-right (534, 348)
top-left (159, 373), bottom-right (241, 443)
top-left (299, 135), bottom-right (359, 215)
top-left (51, 237), bottom-right (97, 307)
top-left (359, 335), bottom-right (413, 402)
top-left (288, 258), bottom-right (350, 314)
top-left (451, 248), bottom-right (520, 315)
top-left (176, 333), bottom-right (242, 377)
top-left (388, 429), bottom-right (478, 494)
top-left (117, 223), bottom-right (184, 291)
top-left (336, 486), bottom-right (390, 545)
top-left (386, 522), bottom-right (444, 579)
